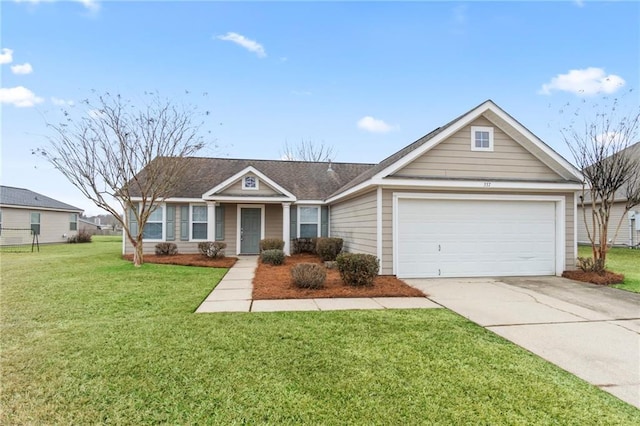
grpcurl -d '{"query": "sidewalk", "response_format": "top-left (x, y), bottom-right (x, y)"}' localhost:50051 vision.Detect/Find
top-left (195, 256), bottom-right (439, 313)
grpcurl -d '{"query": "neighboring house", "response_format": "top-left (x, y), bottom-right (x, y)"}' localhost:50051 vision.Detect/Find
top-left (576, 142), bottom-right (640, 247)
top-left (125, 100), bottom-right (583, 278)
top-left (79, 218), bottom-right (102, 233)
top-left (0, 186), bottom-right (83, 245)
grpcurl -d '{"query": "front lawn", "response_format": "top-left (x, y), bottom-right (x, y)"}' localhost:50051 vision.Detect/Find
top-left (577, 245), bottom-right (640, 293)
top-left (2, 237), bottom-right (639, 424)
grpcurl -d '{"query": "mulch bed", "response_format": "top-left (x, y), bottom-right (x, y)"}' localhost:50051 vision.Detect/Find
top-left (122, 254), bottom-right (237, 268)
top-left (252, 253), bottom-right (426, 300)
top-left (562, 270), bottom-right (625, 286)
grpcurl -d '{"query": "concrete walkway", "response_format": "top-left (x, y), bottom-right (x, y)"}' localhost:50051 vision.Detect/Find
top-left (406, 276), bottom-right (640, 409)
top-left (195, 256), bottom-right (439, 313)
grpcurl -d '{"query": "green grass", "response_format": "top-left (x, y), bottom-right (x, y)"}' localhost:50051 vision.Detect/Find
top-left (578, 245), bottom-right (640, 293)
top-left (2, 237), bottom-right (639, 424)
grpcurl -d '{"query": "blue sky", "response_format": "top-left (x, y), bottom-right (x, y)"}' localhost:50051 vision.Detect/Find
top-left (1, 0), bottom-right (639, 215)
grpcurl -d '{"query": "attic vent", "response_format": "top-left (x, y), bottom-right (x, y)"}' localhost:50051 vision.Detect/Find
top-left (327, 160), bottom-right (333, 172)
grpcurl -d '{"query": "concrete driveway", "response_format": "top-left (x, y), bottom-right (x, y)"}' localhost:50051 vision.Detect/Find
top-left (406, 276), bottom-right (640, 408)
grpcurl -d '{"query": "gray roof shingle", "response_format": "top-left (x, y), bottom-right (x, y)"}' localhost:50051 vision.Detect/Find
top-left (0, 186), bottom-right (83, 212)
top-left (130, 158), bottom-right (375, 200)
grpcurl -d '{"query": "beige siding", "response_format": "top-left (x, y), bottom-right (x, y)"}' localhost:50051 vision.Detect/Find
top-left (265, 204), bottom-right (283, 240)
top-left (218, 178), bottom-right (281, 196)
top-left (577, 202), bottom-right (640, 246)
top-left (394, 117), bottom-right (561, 181)
top-left (380, 189), bottom-right (576, 275)
top-left (123, 202), bottom-right (290, 256)
top-left (330, 190), bottom-right (377, 256)
top-left (0, 207), bottom-right (78, 245)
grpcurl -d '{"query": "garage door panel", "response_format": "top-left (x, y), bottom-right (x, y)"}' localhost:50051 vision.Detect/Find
top-left (397, 198), bottom-right (556, 278)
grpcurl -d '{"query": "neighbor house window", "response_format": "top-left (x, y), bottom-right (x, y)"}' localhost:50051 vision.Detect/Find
top-left (299, 206), bottom-right (319, 238)
top-left (471, 126), bottom-right (494, 151)
top-left (191, 205), bottom-right (208, 240)
top-left (143, 206), bottom-right (163, 240)
top-left (69, 213), bottom-right (78, 231)
top-left (243, 175), bottom-right (258, 190)
top-left (30, 212), bottom-right (41, 235)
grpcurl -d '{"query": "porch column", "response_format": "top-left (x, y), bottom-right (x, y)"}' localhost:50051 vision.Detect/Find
top-left (207, 201), bottom-right (217, 241)
top-left (282, 202), bottom-right (291, 255)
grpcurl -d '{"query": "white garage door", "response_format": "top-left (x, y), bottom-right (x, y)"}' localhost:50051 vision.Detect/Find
top-left (396, 198), bottom-right (556, 278)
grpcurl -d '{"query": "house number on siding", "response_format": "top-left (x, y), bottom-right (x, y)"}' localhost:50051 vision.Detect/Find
top-left (483, 182), bottom-right (491, 187)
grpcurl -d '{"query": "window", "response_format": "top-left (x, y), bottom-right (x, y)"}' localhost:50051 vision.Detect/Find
top-left (143, 206), bottom-right (163, 240)
top-left (30, 212), bottom-right (41, 235)
top-left (192, 205), bottom-right (208, 240)
top-left (299, 206), bottom-right (319, 238)
top-left (69, 213), bottom-right (78, 231)
top-left (471, 126), bottom-right (494, 151)
top-left (243, 175), bottom-right (258, 190)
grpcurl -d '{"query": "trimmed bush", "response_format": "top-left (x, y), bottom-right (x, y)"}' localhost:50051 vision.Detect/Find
top-left (155, 242), bottom-right (178, 256)
top-left (261, 249), bottom-right (285, 265)
top-left (292, 238), bottom-right (317, 254)
top-left (315, 237), bottom-right (343, 261)
top-left (198, 241), bottom-right (227, 258)
top-left (336, 253), bottom-right (379, 287)
top-left (291, 263), bottom-right (326, 289)
top-left (67, 230), bottom-right (92, 244)
top-left (260, 238), bottom-right (285, 251)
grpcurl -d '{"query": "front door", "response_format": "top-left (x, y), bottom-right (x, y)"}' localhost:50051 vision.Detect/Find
top-left (240, 208), bottom-right (261, 254)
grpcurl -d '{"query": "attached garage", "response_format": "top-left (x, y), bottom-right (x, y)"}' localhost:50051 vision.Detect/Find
top-left (394, 194), bottom-right (565, 278)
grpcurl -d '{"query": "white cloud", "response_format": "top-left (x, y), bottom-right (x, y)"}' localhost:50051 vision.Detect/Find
top-left (216, 32), bottom-right (266, 58)
top-left (0, 48), bottom-right (13, 64)
top-left (51, 97), bottom-right (75, 106)
top-left (595, 131), bottom-right (627, 147)
top-left (357, 116), bottom-right (393, 133)
top-left (539, 67), bottom-right (625, 96)
top-left (0, 86), bottom-right (44, 107)
top-left (14, 0), bottom-right (99, 12)
top-left (11, 62), bottom-right (33, 75)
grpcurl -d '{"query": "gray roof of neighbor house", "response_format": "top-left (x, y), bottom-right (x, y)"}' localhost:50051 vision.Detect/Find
top-left (0, 186), bottom-right (83, 212)
top-left (130, 157), bottom-right (375, 200)
top-left (582, 141), bottom-right (640, 203)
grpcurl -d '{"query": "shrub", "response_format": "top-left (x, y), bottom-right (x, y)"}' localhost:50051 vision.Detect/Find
top-left (292, 238), bottom-right (317, 254)
top-left (67, 230), bottom-right (92, 244)
top-left (576, 256), bottom-right (605, 273)
top-left (315, 237), bottom-right (343, 261)
top-left (336, 253), bottom-right (379, 287)
top-left (291, 263), bottom-right (326, 289)
top-left (261, 249), bottom-right (285, 265)
top-left (155, 242), bottom-right (178, 256)
top-left (260, 238), bottom-right (285, 251)
top-left (198, 241), bottom-right (227, 258)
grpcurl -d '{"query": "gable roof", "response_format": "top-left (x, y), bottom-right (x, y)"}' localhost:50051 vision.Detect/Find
top-left (130, 157), bottom-right (375, 201)
top-left (328, 99), bottom-right (583, 200)
top-left (0, 186), bottom-right (83, 212)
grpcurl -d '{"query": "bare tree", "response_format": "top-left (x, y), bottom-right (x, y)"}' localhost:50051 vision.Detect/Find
top-left (561, 94), bottom-right (640, 270)
top-left (281, 139), bottom-right (335, 162)
top-left (36, 92), bottom-right (212, 266)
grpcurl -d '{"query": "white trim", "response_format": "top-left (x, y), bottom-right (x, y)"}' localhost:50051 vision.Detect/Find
top-left (203, 166), bottom-right (296, 200)
top-left (236, 204), bottom-right (265, 255)
top-left (373, 178), bottom-right (582, 191)
top-left (391, 192), bottom-right (566, 277)
top-left (297, 205), bottom-right (321, 238)
top-left (376, 186), bottom-right (383, 264)
top-left (470, 126), bottom-right (494, 152)
top-left (242, 175), bottom-right (259, 191)
top-left (574, 191), bottom-right (578, 264)
top-left (0, 204), bottom-right (83, 214)
top-left (282, 203), bottom-right (291, 255)
top-left (294, 200), bottom-right (325, 205)
top-left (207, 202), bottom-right (216, 241)
top-left (210, 195), bottom-right (294, 203)
top-left (130, 197), bottom-right (204, 203)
